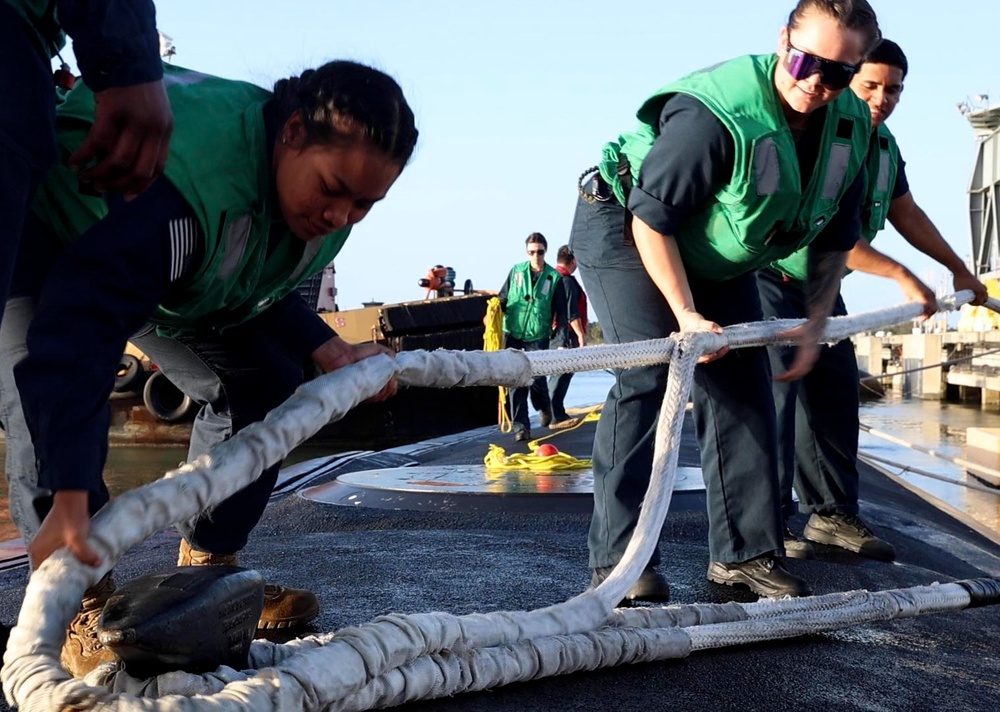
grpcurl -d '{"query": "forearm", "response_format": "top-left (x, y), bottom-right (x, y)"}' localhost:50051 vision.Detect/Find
top-left (570, 318), bottom-right (586, 345)
top-left (631, 215), bottom-right (696, 319)
top-left (845, 239), bottom-right (910, 281)
top-left (806, 250), bottom-right (848, 321)
top-left (774, 249), bottom-right (849, 382)
top-left (16, 286), bottom-right (157, 493)
top-left (17, 180), bottom-right (188, 493)
top-left (311, 334), bottom-right (360, 373)
top-left (889, 195), bottom-right (968, 275)
top-left (252, 293), bottom-right (335, 362)
top-left (16, 356), bottom-right (114, 494)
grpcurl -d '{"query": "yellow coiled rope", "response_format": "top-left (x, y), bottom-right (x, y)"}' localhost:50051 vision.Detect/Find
top-left (484, 410), bottom-right (599, 471)
top-left (482, 296), bottom-right (513, 433)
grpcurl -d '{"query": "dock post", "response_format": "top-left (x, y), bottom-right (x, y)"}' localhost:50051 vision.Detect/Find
top-left (965, 427), bottom-right (1000, 486)
top-left (854, 335), bottom-right (884, 376)
top-left (901, 333), bottom-right (944, 399)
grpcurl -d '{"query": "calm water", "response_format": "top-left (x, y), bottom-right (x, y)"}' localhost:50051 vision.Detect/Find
top-left (0, 444), bottom-right (335, 544)
top-left (2, 370), bottom-right (998, 542)
top-left (858, 394), bottom-right (1000, 534)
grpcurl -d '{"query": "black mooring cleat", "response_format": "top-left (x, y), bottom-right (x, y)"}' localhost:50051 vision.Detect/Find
top-left (98, 566), bottom-right (264, 678)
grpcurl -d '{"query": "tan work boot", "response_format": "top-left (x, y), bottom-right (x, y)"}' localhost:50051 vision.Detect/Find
top-left (177, 539), bottom-right (319, 630)
top-left (61, 573), bottom-right (119, 677)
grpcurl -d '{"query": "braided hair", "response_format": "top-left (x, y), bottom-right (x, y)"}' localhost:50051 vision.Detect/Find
top-left (272, 61), bottom-right (418, 166)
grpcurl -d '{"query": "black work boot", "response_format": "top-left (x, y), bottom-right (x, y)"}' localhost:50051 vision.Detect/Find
top-left (591, 565), bottom-right (671, 606)
top-left (803, 513), bottom-right (896, 561)
top-left (707, 555), bottom-right (812, 598)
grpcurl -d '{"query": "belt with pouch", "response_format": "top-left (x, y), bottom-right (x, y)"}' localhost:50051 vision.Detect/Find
top-left (577, 157), bottom-right (636, 245)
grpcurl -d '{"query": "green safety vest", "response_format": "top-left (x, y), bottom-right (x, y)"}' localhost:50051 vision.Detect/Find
top-left (32, 63), bottom-right (350, 335)
top-left (771, 123), bottom-right (899, 282)
top-left (503, 262), bottom-right (561, 342)
top-left (860, 124), bottom-right (899, 242)
top-left (597, 54), bottom-right (870, 281)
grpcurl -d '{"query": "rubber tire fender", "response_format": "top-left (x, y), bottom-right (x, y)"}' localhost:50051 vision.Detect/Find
top-left (142, 370), bottom-right (197, 423)
top-left (113, 354), bottom-right (145, 393)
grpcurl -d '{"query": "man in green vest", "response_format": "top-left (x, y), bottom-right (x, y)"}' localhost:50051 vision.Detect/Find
top-left (761, 39), bottom-right (989, 561)
top-left (499, 232), bottom-right (568, 442)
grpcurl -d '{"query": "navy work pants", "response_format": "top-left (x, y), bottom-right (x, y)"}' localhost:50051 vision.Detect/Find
top-left (505, 335), bottom-right (551, 434)
top-left (570, 195), bottom-right (783, 568)
top-left (757, 268), bottom-right (860, 518)
top-left (132, 321), bottom-right (305, 554)
top-left (548, 370), bottom-right (574, 422)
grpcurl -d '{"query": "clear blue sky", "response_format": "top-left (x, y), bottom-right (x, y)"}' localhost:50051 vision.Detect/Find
top-left (67, 0), bottom-right (1000, 313)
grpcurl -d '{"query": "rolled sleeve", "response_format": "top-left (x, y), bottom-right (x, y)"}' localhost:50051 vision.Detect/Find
top-left (891, 151), bottom-right (909, 200)
top-left (58, 0), bottom-right (163, 91)
top-left (627, 94), bottom-right (734, 236)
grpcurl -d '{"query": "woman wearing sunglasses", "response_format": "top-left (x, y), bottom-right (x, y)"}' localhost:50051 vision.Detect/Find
top-left (571, 0), bottom-right (880, 603)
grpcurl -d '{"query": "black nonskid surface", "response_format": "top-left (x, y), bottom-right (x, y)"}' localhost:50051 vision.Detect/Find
top-left (3, 415), bottom-right (1000, 711)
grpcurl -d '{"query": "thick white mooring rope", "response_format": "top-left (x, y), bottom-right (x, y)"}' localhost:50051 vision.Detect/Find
top-left (3, 291), bottom-right (998, 711)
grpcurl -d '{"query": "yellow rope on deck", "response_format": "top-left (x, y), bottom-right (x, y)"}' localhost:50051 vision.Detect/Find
top-left (483, 297), bottom-right (513, 433)
top-left (484, 410), bottom-right (598, 471)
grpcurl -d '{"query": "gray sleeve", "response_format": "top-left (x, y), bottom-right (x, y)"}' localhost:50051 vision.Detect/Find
top-left (626, 94), bottom-right (735, 237)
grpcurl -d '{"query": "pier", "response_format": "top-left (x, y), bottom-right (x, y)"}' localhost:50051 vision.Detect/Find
top-left (854, 329), bottom-right (1000, 406)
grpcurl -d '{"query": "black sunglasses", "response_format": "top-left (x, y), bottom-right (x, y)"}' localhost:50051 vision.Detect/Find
top-left (783, 42), bottom-right (859, 90)
top-left (528, 249), bottom-right (545, 255)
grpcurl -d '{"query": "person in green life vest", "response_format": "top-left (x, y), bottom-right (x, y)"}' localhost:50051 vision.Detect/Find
top-left (571, 0), bottom-right (881, 603)
top-left (760, 39), bottom-right (988, 562)
top-left (498, 232), bottom-right (569, 442)
top-left (0, 59), bottom-right (417, 676)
